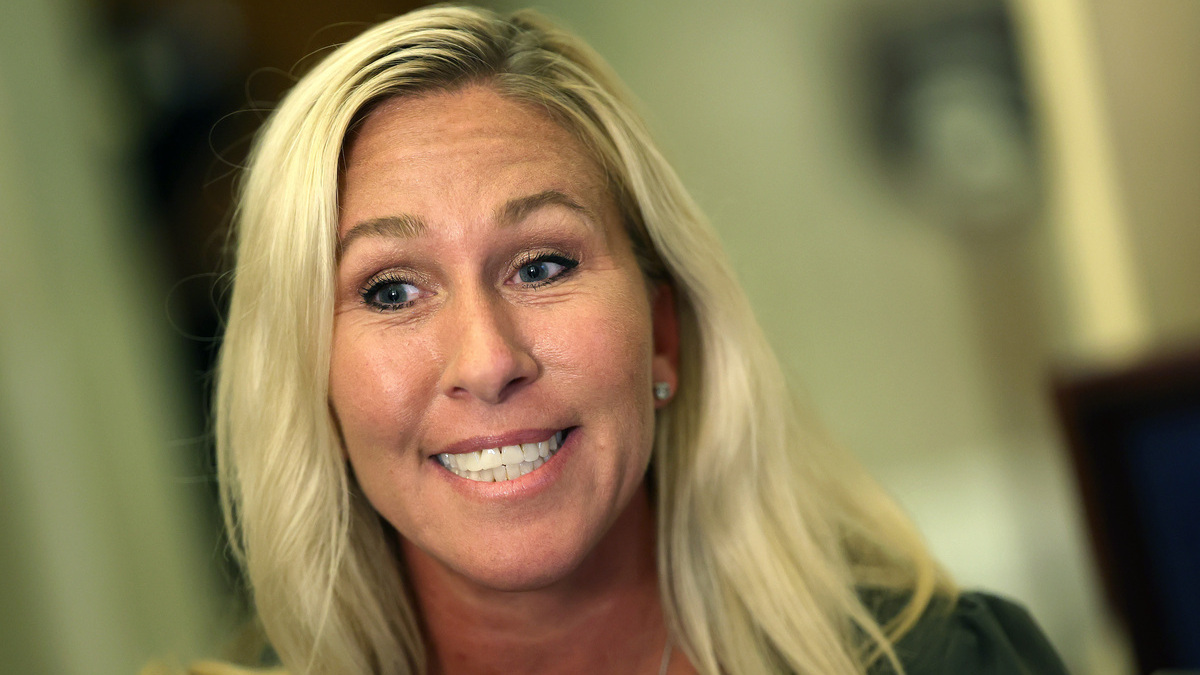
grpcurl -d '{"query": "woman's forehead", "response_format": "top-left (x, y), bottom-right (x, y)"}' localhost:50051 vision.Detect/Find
top-left (338, 86), bottom-right (613, 237)
top-left (344, 86), bottom-right (599, 176)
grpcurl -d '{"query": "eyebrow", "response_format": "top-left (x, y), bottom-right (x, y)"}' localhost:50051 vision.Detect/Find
top-left (497, 189), bottom-right (591, 227)
top-left (337, 213), bottom-right (426, 258)
top-left (337, 189), bottom-right (593, 259)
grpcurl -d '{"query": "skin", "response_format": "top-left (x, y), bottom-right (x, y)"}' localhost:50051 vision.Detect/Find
top-left (330, 85), bottom-right (691, 673)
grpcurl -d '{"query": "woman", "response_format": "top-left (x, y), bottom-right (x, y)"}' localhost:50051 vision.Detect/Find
top-left (214, 5), bottom-right (1067, 674)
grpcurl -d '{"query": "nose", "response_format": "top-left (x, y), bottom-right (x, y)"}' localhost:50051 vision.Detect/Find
top-left (439, 291), bottom-right (538, 403)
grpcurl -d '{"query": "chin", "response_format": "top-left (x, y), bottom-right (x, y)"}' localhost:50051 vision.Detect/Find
top-left (402, 521), bottom-right (604, 593)
top-left (461, 556), bottom-right (580, 593)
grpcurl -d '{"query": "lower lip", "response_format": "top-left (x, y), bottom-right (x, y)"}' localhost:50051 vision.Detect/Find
top-left (435, 429), bottom-right (577, 501)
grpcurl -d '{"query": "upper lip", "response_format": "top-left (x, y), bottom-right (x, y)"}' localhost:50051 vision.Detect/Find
top-left (432, 428), bottom-right (564, 456)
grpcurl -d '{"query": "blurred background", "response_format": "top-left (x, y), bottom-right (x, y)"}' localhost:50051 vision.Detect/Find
top-left (1, 0), bottom-right (1197, 673)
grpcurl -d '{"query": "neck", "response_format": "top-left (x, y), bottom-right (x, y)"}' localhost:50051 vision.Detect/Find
top-left (403, 486), bottom-right (669, 675)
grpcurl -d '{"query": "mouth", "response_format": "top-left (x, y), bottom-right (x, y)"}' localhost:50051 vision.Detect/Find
top-left (436, 428), bottom-right (573, 482)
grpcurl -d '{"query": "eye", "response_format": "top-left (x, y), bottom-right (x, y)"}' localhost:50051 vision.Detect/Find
top-left (511, 254), bottom-right (578, 286)
top-left (360, 275), bottom-right (422, 311)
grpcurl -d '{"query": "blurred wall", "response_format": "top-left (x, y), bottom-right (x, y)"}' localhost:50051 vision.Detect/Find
top-left (0, 0), bottom-right (222, 673)
top-left (1089, 0), bottom-right (1200, 347)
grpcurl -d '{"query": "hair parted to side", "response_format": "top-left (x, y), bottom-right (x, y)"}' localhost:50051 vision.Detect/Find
top-left (216, 5), bottom-right (953, 674)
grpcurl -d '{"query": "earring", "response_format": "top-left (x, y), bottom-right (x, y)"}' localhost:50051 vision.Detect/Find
top-left (653, 382), bottom-right (672, 401)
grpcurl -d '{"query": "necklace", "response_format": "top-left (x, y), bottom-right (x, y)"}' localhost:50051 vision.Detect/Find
top-left (658, 639), bottom-right (671, 675)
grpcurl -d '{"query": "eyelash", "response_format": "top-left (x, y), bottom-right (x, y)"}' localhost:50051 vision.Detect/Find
top-left (510, 251), bottom-right (580, 288)
top-left (358, 251), bottom-right (580, 312)
top-left (359, 272), bottom-right (422, 312)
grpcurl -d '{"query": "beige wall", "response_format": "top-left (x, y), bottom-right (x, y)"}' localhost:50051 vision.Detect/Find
top-left (1092, 0), bottom-right (1200, 347)
top-left (0, 0), bottom-right (222, 672)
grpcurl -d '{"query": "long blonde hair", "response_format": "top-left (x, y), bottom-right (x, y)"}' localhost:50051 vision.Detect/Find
top-left (216, 6), bottom-right (952, 674)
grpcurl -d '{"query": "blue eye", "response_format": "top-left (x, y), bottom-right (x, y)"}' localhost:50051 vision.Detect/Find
top-left (513, 254), bottom-right (578, 285)
top-left (518, 261), bottom-right (559, 283)
top-left (362, 278), bottom-right (420, 310)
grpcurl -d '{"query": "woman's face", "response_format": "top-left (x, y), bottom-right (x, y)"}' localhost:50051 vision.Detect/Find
top-left (331, 86), bottom-right (677, 591)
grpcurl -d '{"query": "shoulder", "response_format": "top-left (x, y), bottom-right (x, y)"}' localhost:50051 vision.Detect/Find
top-left (888, 591), bottom-right (1071, 675)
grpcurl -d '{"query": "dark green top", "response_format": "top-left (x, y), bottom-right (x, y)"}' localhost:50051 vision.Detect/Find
top-left (877, 591), bottom-right (1071, 675)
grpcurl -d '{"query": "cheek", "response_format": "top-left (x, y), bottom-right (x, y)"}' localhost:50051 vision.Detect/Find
top-left (328, 323), bottom-right (434, 455)
top-left (561, 291), bottom-right (657, 424)
top-left (543, 283), bottom-right (651, 372)
top-left (596, 313), bottom-right (653, 387)
top-left (590, 306), bottom-right (659, 479)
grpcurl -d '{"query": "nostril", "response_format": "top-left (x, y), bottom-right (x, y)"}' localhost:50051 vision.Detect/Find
top-left (497, 372), bottom-right (535, 399)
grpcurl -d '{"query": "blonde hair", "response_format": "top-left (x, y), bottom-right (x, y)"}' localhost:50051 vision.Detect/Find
top-left (216, 5), bottom-right (952, 674)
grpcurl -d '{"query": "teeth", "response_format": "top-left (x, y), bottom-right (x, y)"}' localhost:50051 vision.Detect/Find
top-left (500, 445), bottom-right (523, 465)
top-left (479, 448), bottom-right (502, 471)
top-left (437, 430), bottom-right (569, 483)
top-left (458, 452), bottom-right (476, 472)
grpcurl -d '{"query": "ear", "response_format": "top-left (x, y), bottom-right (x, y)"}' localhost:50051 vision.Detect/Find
top-left (650, 283), bottom-right (680, 409)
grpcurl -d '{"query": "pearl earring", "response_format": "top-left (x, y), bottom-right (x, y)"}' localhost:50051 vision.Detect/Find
top-left (653, 382), bottom-right (672, 401)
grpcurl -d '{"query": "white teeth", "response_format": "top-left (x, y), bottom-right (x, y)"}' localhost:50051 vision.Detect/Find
top-left (500, 445), bottom-right (523, 465)
top-left (437, 430), bottom-right (569, 483)
top-left (479, 448), bottom-right (502, 471)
